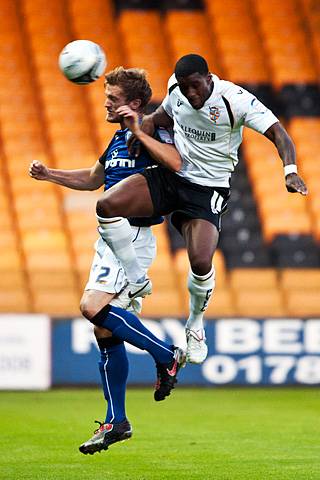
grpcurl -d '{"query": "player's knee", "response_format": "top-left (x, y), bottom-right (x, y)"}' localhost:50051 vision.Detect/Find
top-left (80, 298), bottom-right (97, 320)
top-left (96, 195), bottom-right (117, 218)
top-left (190, 256), bottom-right (212, 276)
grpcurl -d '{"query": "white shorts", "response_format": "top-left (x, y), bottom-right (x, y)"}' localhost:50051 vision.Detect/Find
top-left (85, 226), bottom-right (156, 294)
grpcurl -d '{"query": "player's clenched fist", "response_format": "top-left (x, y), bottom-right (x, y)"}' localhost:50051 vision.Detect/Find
top-left (29, 160), bottom-right (49, 180)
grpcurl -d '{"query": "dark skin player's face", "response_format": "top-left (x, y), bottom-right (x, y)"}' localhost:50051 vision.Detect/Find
top-left (176, 72), bottom-right (213, 109)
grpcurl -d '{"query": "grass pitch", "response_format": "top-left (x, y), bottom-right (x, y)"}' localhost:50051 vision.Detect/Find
top-left (1, 388), bottom-right (319, 480)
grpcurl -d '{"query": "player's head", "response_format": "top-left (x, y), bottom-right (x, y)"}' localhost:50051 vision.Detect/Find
top-left (104, 67), bottom-right (152, 123)
top-left (174, 54), bottom-right (213, 109)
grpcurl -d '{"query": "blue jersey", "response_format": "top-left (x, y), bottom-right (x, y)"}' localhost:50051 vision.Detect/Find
top-left (99, 128), bottom-right (172, 227)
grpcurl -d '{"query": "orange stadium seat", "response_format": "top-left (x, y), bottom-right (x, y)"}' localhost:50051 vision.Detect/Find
top-left (33, 290), bottom-right (80, 316)
top-left (235, 290), bottom-right (286, 317)
top-left (119, 10), bottom-right (170, 101)
top-left (205, 288), bottom-right (236, 317)
top-left (280, 269), bottom-right (320, 290)
top-left (0, 289), bottom-right (31, 313)
top-left (262, 211), bottom-right (312, 243)
top-left (204, 0), bottom-right (269, 83)
top-left (285, 291), bottom-right (320, 317)
top-left (230, 269), bottom-right (279, 290)
top-left (165, 11), bottom-right (219, 74)
top-left (253, 0), bottom-right (317, 86)
top-left (141, 290), bottom-right (186, 318)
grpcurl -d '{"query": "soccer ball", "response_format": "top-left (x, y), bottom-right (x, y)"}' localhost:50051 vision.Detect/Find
top-left (58, 40), bottom-right (107, 85)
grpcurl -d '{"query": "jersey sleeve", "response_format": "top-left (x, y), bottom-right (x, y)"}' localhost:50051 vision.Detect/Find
top-left (161, 74), bottom-right (177, 118)
top-left (155, 127), bottom-right (174, 144)
top-left (232, 87), bottom-right (278, 134)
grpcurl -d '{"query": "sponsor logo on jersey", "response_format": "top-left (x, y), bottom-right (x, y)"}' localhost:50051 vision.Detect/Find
top-left (177, 99), bottom-right (183, 107)
top-left (209, 106), bottom-right (220, 124)
top-left (105, 158), bottom-right (136, 168)
top-left (178, 121), bottom-right (216, 141)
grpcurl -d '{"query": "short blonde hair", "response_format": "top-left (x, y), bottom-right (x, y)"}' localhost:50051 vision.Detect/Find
top-left (105, 67), bottom-right (152, 110)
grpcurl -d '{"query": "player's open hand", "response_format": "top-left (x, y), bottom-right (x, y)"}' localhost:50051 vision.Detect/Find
top-left (29, 160), bottom-right (49, 180)
top-left (285, 173), bottom-right (308, 195)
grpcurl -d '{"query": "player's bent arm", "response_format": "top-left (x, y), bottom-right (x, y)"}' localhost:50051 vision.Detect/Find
top-left (141, 106), bottom-right (173, 135)
top-left (264, 122), bottom-right (308, 195)
top-left (29, 160), bottom-right (104, 190)
top-left (264, 122), bottom-right (296, 166)
top-left (135, 130), bottom-right (182, 172)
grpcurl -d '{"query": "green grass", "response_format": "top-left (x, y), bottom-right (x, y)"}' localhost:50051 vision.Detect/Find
top-left (1, 388), bottom-right (320, 480)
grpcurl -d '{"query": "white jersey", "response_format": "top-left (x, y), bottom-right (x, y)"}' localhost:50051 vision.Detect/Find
top-left (162, 74), bottom-right (278, 187)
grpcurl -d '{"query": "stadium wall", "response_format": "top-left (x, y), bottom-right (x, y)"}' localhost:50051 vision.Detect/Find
top-left (1, 316), bottom-right (320, 389)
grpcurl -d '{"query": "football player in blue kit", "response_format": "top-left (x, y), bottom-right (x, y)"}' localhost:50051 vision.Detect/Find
top-left (29, 67), bottom-right (185, 455)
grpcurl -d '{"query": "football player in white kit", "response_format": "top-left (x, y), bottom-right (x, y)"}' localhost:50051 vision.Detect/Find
top-left (96, 54), bottom-right (308, 364)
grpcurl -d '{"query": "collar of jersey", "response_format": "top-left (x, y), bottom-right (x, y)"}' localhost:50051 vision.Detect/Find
top-left (115, 127), bottom-right (129, 134)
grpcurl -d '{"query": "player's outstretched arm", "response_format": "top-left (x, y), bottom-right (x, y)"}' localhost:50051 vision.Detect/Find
top-left (117, 106), bottom-right (181, 172)
top-left (264, 122), bottom-right (308, 195)
top-left (29, 160), bottom-right (104, 191)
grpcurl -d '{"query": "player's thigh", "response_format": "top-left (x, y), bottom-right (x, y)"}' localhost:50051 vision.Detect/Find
top-left (97, 173), bottom-right (154, 217)
top-left (182, 218), bottom-right (219, 274)
top-left (85, 237), bottom-right (126, 294)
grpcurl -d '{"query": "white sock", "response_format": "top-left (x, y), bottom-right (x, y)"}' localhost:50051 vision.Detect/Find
top-left (186, 267), bottom-right (215, 331)
top-left (97, 215), bottom-right (146, 283)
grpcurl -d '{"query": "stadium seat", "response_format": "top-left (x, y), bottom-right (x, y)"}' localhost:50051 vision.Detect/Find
top-left (230, 269), bottom-right (279, 290)
top-left (205, 288), bottom-right (236, 317)
top-left (33, 290), bottom-right (80, 316)
top-left (235, 290), bottom-right (286, 317)
top-left (204, 0), bottom-right (268, 83)
top-left (285, 291), bottom-right (320, 316)
top-left (280, 269), bottom-right (320, 290)
top-left (0, 289), bottom-right (31, 313)
top-left (165, 11), bottom-right (218, 73)
top-left (119, 10), bottom-right (170, 101)
top-left (253, 0), bottom-right (317, 86)
top-left (141, 290), bottom-right (186, 318)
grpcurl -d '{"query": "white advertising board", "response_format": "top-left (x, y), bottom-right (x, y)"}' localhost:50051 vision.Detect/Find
top-left (0, 315), bottom-right (51, 390)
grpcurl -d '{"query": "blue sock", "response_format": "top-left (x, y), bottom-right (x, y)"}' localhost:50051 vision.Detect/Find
top-left (92, 305), bottom-right (174, 364)
top-left (97, 337), bottom-right (128, 424)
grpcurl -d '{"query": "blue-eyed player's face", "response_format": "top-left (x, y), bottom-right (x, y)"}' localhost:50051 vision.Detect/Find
top-left (104, 84), bottom-right (127, 123)
top-left (176, 72), bottom-right (213, 110)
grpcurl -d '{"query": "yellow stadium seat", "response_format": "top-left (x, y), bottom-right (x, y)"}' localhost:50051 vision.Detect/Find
top-left (262, 211), bottom-right (312, 242)
top-left (230, 269), bottom-right (279, 290)
top-left (0, 288), bottom-right (31, 313)
top-left (280, 269), bottom-right (320, 290)
top-left (28, 271), bottom-right (77, 291)
top-left (285, 291), bottom-right (320, 317)
top-left (33, 290), bottom-right (80, 316)
top-left (0, 270), bottom-right (25, 289)
top-left (141, 290), bottom-right (186, 318)
top-left (205, 288), bottom-right (236, 317)
top-left (235, 290), bottom-right (286, 317)
top-left (25, 251), bottom-right (72, 271)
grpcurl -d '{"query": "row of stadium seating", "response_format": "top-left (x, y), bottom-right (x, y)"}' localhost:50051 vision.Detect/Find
top-left (0, 0), bottom-right (319, 317)
top-left (1, 230), bottom-right (319, 317)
